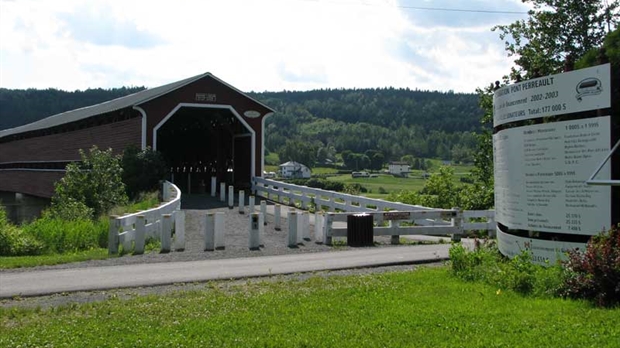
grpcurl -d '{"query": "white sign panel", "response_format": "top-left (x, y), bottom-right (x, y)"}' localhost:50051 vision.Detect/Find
top-left (497, 229), bottom-right (586, 266)
top-left (493, 116), bottom-right (612, 235)
top-left (493, 64), bottom-right (611, 127)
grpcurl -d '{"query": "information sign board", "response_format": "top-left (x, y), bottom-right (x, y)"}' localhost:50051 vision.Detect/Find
top-left (493, 64), bottom-right (611, 127)
top-left (493, 116), bottom-right (612, 234)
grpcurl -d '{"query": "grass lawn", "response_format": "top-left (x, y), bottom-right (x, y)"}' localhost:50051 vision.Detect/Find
top-left (0, 249), bottom-right (110, 269)
top-left (1, 267), bottom-right (617, 347)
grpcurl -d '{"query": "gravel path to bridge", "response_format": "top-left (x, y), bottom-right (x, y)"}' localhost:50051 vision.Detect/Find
top-left (2, 195), bottom-right (405, 274)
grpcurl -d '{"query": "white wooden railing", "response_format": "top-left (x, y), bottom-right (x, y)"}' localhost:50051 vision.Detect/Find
top-left (253, 177), bottom-right (495, 235)
top-left (108, 181), bottom-right (184, 254)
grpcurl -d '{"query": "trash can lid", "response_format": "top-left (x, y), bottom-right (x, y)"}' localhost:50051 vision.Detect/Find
top-left (353, 213), bottom-right (370, 217)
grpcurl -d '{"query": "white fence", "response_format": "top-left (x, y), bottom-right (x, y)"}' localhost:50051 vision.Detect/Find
top-left (314, 209), bottom-right (495, 245)
top-left (252, 177), bottom-right (495, 238)
top-left (108, 181), bottom-right (184, 254)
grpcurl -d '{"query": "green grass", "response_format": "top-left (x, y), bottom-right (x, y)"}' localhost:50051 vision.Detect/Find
top-left (0, 248), bottom-right (110, 269)
top-left (1, 267), bottom-right (617, 347)
top-left (326, 174), bottom-right (427, 199)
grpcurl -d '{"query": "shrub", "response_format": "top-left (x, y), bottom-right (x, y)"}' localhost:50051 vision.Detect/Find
top-left (0, 206), bottom-right (45, 256)
top-left (122, 146), bottom-right (167, 200)
top-left (449, 239), bottom-right (564, 297)
top-left (22, 216), bottom-right (108, 254)
top-left (47, 198), bottom-right (94, 221)
top-left (560, 225), bottom-right (620, 307)
top-left (52, 146), bottom-right (128, 219)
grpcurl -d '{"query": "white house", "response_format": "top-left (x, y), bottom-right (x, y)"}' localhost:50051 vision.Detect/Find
top-left (279, 161), bottom-right (311, 179)
top-left (388, 161), bottom-right (410, 176)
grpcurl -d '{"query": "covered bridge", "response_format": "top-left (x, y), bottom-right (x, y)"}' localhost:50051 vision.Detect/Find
top-left (0, 73), bottom-right (274, 198)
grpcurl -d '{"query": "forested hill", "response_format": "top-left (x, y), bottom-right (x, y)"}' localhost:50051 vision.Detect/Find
top-left (250, 88), bottom-right (481, 133)
top-left (0, 87), bottom-right (146, 130)
top-left (0, 87), bottom-right (483, 164)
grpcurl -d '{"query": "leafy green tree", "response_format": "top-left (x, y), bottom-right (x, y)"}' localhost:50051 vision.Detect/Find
top-left (52, 146), bottom-right (128, 218)
top-left (279, 139), bottom-right (317, 168)
top-left (494, 0), bottom-right (618, 79)
top-left (122, 145), bottom-right (167, 200)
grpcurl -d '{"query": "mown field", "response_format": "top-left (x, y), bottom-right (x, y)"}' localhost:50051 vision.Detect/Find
top-left (1, 267), bottom-right (617, 347)
top-left (265, 160), bottom-right (473, 199)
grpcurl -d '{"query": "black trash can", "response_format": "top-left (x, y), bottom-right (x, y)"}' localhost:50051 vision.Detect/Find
top-left (347, 213), bottom-right (374, 247)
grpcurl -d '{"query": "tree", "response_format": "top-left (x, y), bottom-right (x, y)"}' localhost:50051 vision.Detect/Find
top-left (52, 146), bottom-right (128, 218)
top-left (494, 0), bottom-right (618, 79)
top-left (122, 146), bottom-right (167, 200)
top-left (279, 139), bottom-right (317, 168)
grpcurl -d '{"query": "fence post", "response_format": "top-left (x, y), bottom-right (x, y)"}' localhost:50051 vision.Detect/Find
top-left (161, 214), bottom-right (172, 252)
top-left (288, 211), bottom-right (298, 247)
top-left (314, 212), bottom-right (324, 243)
top-left (260, 200), bottom-right (267, 225)
top-left (278, 187), bottom-right (285, 204)
top-left (302, 211), bottom-right (310, 240)
top-left (301, 192), bottom-right (308, 209)
top-left (228, 185), bottom-right (234, 209)
top-left (488, 211), bottom-right (496, 237)
top-left (274, 204), bottom-right (281, 231)
top-left (211, 176), bottom-right (217, 197)
top-left (324, 213), bottom-right (334, 245)
top-left (220, 183), bottom-right (226, 202)
top-left (391, 220), bottom-right (400, 245)
top-left (249, 195), bottom-right (255, 213)
top-left (134, 215), bottom-right (146, 254)
top-left (239, 190), bottom-right (245, 214)
top-left (174, 210), bottom-right (185, 251)
top-left (162, 182), bottom-right (170, 201)
top-left (451, 207), bottom-right (463, 242)
top-left (108, 215), bottom-right (120, 254)
top-left (249, 213), bottom-right (260, 250)
top-left (205, 213), bottom-right (215, 251)
top-left (214, 212), bottom-right (225, 249)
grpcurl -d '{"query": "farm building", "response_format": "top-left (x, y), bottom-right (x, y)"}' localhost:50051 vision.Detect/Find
top-left (0, 73), bottom-right (275, 199)
top-left (279, 161), bottom-right (311, 179)
top-left (388, 161), bottom-right (410, 176)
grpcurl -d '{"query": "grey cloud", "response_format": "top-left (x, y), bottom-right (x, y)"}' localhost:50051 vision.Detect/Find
top-left (276, 62), bottom-right (328, 84)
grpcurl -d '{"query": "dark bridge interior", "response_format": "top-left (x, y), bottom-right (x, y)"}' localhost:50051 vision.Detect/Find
top-left (156, 107), bottom-right (251, 193)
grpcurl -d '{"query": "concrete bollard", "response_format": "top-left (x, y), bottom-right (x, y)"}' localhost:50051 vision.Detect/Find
top-left (239, 190), bottom-right (245, 214)
top-left (211, 176), bottom-right (217, 197)
top-left (249, 195), bottom-right (255, 213)
top-left (214, 212), bottom-right (225, 249)
top-left (220, 182), bottom-right (226, 202)
top-left (249, 213), bottom-right (260, 250)
top-left (260, 201), bottom-right (267, 225)
top-left (324, 213), bottom-right (334, 245)
top-left (134, 215), bottom-right (146, 254)
top-left (174, 210), bottom-right (185, 251)
top-left (296, 210), bottom-right (304, 244)
top-left (161, 214), bottom-right (172, 253)
top-left (288, 212), bottom-right (298, 248)
top-left (108, 215), bottom-right (120, 254)
top-left (302, 211), bottom-right (310, 240)
top-left (205, 213), bottom-right (216, 251)
top-left (228, 185), bottom-right (234, 209)
top-left (274, 204), bottom-right (281, 231)
top-left (314, 212), bottom-right (324, 244)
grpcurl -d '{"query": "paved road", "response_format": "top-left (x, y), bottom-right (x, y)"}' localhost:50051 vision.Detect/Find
top-left (0, 244), bottom-right (449, 299)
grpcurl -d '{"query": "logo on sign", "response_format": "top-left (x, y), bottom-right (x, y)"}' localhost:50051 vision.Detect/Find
top-left (575, 78), bottom-right (602, 102)
top-left (244, 110), bottom-right (261, 118)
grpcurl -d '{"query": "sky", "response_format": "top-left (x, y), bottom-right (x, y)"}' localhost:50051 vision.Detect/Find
top-left (0, 0), bottom-right (530, 93)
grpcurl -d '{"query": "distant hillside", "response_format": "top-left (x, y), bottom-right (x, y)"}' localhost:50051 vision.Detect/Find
top-left (0, 87), bottom-right (146, 130)
top-left (0, 87), bottom-right (484, 164)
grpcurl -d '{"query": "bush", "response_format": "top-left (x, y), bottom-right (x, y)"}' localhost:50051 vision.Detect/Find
top-left (560, 225), bottom-right (620, 307)
top-left (122, 146), bottom-right (167, 200)
top-left (0, 206), bottom-right (45, 256)
top-left (22, 216), bottom-right (108, 254)
top-left (53, 146), bottom-right (128, 218)
top-left (449, 239), bottom-right (563, 297)
top-left (47, 198), bottom-right (94, 221)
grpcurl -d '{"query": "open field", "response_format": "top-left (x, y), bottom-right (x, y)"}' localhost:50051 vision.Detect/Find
top-left (1, 267), bottom-right (617, 347)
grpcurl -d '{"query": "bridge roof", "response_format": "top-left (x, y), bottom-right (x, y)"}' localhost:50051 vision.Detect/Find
top-left (0, 73), bottom-right (274, 139)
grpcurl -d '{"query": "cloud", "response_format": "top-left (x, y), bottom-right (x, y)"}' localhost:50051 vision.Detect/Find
top-left (58, 4), bottom-right (164, 48)
top-left (0, 0), bottom-right (525, 93)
